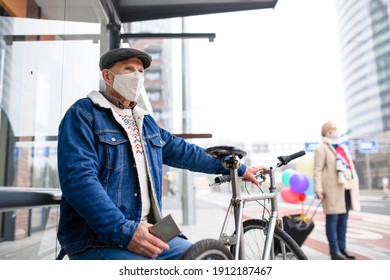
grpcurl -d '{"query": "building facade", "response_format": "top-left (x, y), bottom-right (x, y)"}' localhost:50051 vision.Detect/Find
top-left (336, 0), bottom-right (390, 189)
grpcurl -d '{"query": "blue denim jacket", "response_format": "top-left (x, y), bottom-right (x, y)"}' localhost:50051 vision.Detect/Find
top-left (57, 91), bottom-right (246, 255)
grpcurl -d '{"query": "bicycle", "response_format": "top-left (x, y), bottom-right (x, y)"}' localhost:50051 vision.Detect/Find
top-left (180, 145), bottom-right (308, 260)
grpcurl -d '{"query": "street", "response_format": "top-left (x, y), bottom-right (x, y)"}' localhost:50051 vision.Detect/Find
top-left (163, 189), bottom-right (390, 260)
top-left (360, 195), bottom-right (390, 215)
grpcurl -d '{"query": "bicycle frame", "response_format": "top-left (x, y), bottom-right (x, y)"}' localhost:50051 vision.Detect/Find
top-left (217, 156), bottom-right (286, 260)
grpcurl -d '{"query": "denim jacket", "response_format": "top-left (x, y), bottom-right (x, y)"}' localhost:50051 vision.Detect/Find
top-left (57, 91), bottom-right (246, 255)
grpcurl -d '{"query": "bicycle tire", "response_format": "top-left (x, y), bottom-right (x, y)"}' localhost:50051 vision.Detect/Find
top-left (180, 238), bottom-right (233, 260)
top-left (231, 219), bottom-right (308, 260)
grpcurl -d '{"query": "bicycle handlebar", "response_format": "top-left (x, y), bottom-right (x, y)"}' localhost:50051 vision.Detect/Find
top-left (210, 170), bottom-right (268, 186)
top-left (276, 150), bottom-right (306, 167)
top-left (210, 150), bottom-right (306, 186)
top-left (214, 174), bottom-right (231, 184)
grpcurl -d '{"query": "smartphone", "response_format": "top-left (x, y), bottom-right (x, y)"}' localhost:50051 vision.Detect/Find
top-left (148, 214), bottom-right (182, 243)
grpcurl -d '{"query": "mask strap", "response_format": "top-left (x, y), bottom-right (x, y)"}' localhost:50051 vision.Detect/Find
top-left (104, 70), bottom-right (116, 88)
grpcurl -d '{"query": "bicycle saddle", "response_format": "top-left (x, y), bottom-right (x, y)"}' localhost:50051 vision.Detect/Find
top-left (205, 145), bottom-right (247, 160)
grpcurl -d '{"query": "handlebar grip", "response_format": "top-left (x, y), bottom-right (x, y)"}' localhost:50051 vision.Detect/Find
top-left (277, 150), bottom-right (306, 167)
top-left (214, 174), bottom-right (231, 184)
top-left (288, 150), bottom-right (306, 161)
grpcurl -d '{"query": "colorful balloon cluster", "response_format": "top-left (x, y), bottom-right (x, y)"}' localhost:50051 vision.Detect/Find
top-left (280, 157), bottom-right (315, 204)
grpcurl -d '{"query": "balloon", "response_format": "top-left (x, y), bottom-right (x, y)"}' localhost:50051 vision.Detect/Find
top-left (298, 193), bottom-right (306, 201)
top-left (280, 187), bottom-right (301, 204)
top-left (281, 169), bottom-right (297, 186)
top-left (295, 157), bottom-right (314, 178)
top-left (290, 173), bottom-right (309, 194)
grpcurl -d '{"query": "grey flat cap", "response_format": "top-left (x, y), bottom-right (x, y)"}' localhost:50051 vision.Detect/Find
top-left (99, 48), bottom-right (152, 70)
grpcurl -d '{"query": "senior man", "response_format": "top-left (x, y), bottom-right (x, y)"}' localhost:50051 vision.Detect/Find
top-left (57, 47), bottom-right (264, 260)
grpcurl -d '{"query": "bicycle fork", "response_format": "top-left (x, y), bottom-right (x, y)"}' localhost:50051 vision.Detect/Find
top-left (262, 166), bottom-right (287, 260)
top-left (263, 207), bottom-right (288, 260)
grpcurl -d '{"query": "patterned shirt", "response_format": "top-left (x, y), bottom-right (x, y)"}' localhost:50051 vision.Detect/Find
top-left (111, 106), bottom-right (151, 220)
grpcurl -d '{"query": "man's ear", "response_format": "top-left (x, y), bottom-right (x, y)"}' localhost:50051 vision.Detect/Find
top-left (102, 69), bottom-right (112, 84)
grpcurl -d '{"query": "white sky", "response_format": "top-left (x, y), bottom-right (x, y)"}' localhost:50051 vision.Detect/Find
top-left (184, 0), bottom-right (347, 145)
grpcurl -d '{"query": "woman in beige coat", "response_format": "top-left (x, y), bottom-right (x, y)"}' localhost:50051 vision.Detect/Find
top-left (314, 121), bottom-right (360, 260)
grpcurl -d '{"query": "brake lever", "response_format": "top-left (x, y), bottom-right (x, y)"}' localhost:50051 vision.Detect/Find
top-left (254, 169), bottom-right (269, 184)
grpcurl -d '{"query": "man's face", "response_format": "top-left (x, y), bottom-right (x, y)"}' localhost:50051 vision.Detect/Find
top-left (329, 124), bottom-right (337, 134)
top-left (327, 123), bottom-right (338, 138)
top-left (102, 57), bottom-right (145, 102)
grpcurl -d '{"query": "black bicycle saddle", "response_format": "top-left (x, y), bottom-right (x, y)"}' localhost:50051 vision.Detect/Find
top-left (205, 145), bottom-right (247, 160)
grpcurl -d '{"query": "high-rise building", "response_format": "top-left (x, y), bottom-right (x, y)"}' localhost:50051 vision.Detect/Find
top-left (336, 0), bottom-right (390, 189)
top-left (336, 0), bottom-right (390, 135)
top-left (124, 20), bottom-right (175, 131)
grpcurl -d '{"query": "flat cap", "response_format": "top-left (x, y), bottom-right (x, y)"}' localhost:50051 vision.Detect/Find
top-left (99, 48), bottom-right (152, 70)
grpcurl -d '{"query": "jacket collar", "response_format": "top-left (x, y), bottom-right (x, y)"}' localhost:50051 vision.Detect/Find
top-left (87, 90), bottom-right (151, 117)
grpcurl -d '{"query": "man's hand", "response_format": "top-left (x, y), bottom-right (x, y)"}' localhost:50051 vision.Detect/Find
top-left (127, 222), bottom-right (169, 258)
top-left (242, 166), bottom-right (268, 186)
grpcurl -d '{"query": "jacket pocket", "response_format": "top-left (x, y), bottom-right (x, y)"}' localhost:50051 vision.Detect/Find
top-left (97, 131), bottom-right (130, 170)
top-left (144, 134), bottom-right (165, 169)
top-left (147, 135), bottom-right (166, 148)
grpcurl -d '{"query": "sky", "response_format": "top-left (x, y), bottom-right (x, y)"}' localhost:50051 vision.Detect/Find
top-left (182, 0), bottom-right (347, 145)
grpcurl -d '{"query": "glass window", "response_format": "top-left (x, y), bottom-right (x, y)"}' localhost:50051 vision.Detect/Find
top-left (146, 71), bottom-right (162, 81)
top-left (0, 10), bottom-right (101, 260)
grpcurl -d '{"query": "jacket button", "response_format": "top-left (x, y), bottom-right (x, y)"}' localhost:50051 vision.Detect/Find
top-left (111, 137), bottom-right (116, 142)
top-left (134, 193), bottom-right (138, 197)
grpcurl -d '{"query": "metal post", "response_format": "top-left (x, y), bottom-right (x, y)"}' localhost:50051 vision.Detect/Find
top-left (108, 22), bottom-right (121, 49)
top-left (181, 17), bottom-right (195, 225)
top-left (365, 153), bottom-right (372, 190)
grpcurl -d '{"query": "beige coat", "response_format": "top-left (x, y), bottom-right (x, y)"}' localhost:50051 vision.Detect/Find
top-left (313, 142), bottom-right (360, 214)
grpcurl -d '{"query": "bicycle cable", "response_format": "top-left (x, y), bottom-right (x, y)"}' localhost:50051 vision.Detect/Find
top-left (243, 181), bottom-right (271, 219)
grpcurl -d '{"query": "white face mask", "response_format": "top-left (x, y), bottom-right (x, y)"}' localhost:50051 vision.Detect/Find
top-left (327, 131), bottom-right (340, 144)
top-left (329, 131), bottom-right (339, 139)
top-left (108, 70), bottom-right (144, 102)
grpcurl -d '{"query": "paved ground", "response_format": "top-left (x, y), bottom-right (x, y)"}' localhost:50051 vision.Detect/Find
top-left (163, 189), bottom-right (390, 260)
top-left (1, 188), bottom-right (388, 260)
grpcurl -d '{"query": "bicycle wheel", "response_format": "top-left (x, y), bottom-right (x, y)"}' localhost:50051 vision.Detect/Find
top-left (180, 239), bottom-right (233, 260)
top-left (231, 219), bottom-right (307, 260)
